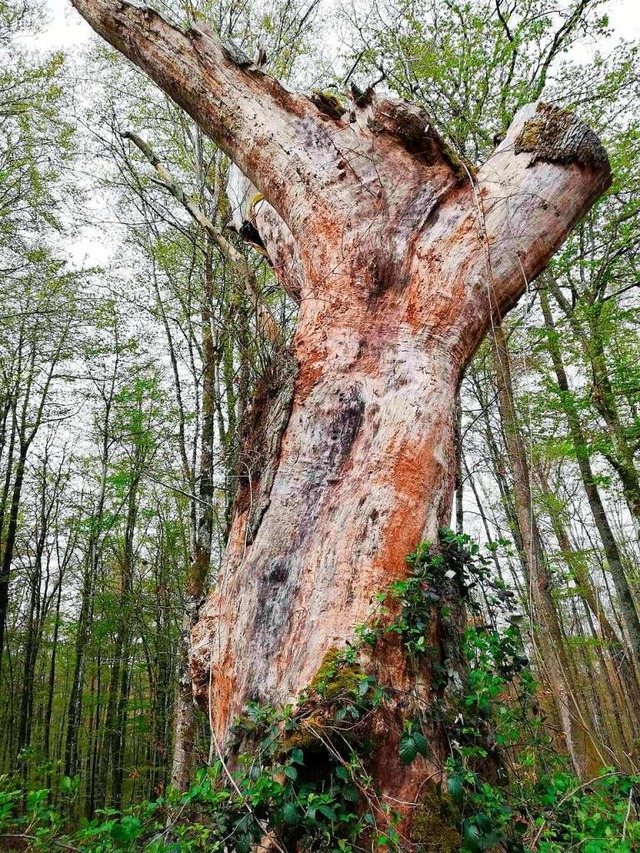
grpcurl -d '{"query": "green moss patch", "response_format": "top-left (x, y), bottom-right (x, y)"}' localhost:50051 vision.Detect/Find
top-left (411, 784), bottom-right (462, 852)
top-left (515, 102), bottom-right (609, 168)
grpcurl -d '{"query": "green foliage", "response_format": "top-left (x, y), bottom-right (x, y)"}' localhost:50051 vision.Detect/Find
top-left (344, 0), bottom-right (614, 158)
top-left (1, 532), bottom-right (639, 851)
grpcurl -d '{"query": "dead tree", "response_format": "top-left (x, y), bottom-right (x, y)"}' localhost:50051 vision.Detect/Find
top-left (70, 0), bottom-right (611, 834)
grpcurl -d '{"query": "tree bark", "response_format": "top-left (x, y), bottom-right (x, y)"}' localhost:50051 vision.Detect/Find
top-left (539, 289), bottom-right (640, 670)
top-left (70, 0), bottom-right (611, 828)
top-left (490, 323), bottom-right (602, 776)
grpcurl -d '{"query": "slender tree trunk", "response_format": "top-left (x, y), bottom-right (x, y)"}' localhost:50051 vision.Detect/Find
top-left (65, 398), bottom-right (112, 779)
top-left (17, 465), bottom-right (52, 757)
top-left (109, 482), bottom-right (138, 810)
top-left (44, 578), bottom-right (63, 764)
top-left (65, 529), bottom-right (101, 777)
top-left (0, 448), bottom-right (27, 664)
top-left (462, 458), bottom-right (505, 583)
top-left (539, 290), bottom-right (640, 666)
top-left (454, 393), bottom-right (464, 535)
top-left (112, 655), bottom-right (131, 808)
top-left (490, 323), bottom-right (601, 776)
top-left (171, 239), bottom-right (216, 792)
top-left (17, 568), bottom-right (39, 756)
top-left (587, 307), bottom-right (640, 539)
top-left (88, 652), bottom-right (102, 817)
top-left (545, 278), bottom-right (640, 541)
top-left (152, 549), bottom-right (172, 795)
top-left (471, 368), bottom-right (529, 602)
top-left (0, 398), bottom-right (17, 558)
top-left (536, 461), bottom-right (640, 717)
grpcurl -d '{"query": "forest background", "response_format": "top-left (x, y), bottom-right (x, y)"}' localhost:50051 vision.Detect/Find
top-left (1, 0), bottom-right (640, 850)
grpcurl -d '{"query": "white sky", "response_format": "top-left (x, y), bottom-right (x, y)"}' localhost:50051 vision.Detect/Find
top-left (597, 0), bottom-right (640, 38)
top-left (37, 0), bottom-right (640, 51)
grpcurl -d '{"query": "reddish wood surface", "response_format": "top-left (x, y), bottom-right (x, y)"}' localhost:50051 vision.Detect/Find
top-left (71, 0), bottom-right (612, 821)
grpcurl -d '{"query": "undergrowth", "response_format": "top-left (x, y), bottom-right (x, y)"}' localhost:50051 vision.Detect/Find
top-left (1, 532), bottom-right (638, 852)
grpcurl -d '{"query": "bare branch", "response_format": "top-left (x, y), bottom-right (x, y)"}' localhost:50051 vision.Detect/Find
top-left (121, 129), bottom-right (281, 341)
top-left (70, 0), bottom-right (332, 233)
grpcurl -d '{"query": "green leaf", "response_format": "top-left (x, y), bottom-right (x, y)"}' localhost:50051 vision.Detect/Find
top-left (447, 774), bottom-right (464, 803)
top-left (399, 736), bottom-right (418, 765)
top-left (284, 765), bottom-right (298, 780)
top-left (59, 775), bottom-right (72, 793)
top-left (462, 821), bottom-right (482, 851)
top-left (413, 731), bottom-right (429, 757)
top-left (318, 803), bottom-right (337, 821)
top-left (342, 786), bottom-right (360, 803)
top-left (282, 802), bottom-right (299, 825)
top-left (290, 748), bottom-right (305, 765)
top-left (110, 815), bottom-right (142, 843)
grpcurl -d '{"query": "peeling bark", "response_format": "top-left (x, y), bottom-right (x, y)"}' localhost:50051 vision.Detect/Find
top-left (70, 0), bottom-right (611, 829)
top-left (234, 348), bottom-right (298, 543)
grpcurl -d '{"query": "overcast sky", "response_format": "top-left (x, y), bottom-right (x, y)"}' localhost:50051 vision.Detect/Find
top-left (37, 0), bottom-right (640, 52)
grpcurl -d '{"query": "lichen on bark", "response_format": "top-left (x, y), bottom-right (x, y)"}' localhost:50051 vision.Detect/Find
top-left (515, 102), bottom-right (610, 168)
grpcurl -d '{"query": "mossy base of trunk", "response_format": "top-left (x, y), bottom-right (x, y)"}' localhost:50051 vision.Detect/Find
top-left (411, 785), bottom-right (461, 852)
top-left (215, 533), bottom-right (538, 851)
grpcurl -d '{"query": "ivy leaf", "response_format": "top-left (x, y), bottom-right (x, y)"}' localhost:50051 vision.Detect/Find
top-left (447, 774), bottom-right (464, 803)
top-left (284, 765), bottom-right (298, 780)
top-left (358, 677), bottom-right (373, 696)
top-left (399, 736), bottom-right (418, 765)
top-left (290, 748), bottom-right (305, 765)
top-left (343, 786), bottom-right (360, 803)
top-left (282, 802), bottom-right (299, 825)
top-left (317, 803), bottom-right (337, 821)
top-left (413, 731), bottom-right (429, 757)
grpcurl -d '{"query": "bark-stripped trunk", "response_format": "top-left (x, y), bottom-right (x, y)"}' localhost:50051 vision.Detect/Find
top-left (70, 0), bottom-right (611, 830)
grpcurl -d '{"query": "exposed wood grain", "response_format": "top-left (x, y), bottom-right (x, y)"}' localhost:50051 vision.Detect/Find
top-left (70, 0), bottom-right (612, 830)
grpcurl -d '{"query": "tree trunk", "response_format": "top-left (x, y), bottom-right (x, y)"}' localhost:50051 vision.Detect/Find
top-left (65, 453), bottom-right (109, 779)
top-left (0, 449), bottom-right (27, 664)
top-left (171, 238), bottom-right (216, 792)
top-left (490, 323), bottom-right (602, 776)
top-left (70, 0), bottom-right (611, 830)
top-left (539, 289), bottom-right (640, 669)
top-left (44, 577), bottom-right (63, 765)
top-left (544, 276), bottom-right (640, 542)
